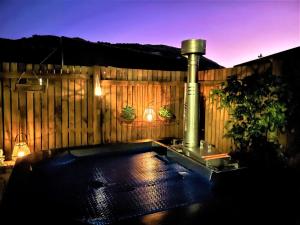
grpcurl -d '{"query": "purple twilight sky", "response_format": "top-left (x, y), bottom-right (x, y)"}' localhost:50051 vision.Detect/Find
top-left (0, 0), bottom-right (299, 67)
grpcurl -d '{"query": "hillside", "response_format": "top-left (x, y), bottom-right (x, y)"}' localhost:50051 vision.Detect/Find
top-left (0, 35), bottom-right (223, 71)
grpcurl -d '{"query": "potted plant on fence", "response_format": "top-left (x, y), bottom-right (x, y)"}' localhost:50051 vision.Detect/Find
top-left (158, 106), bottom-right (175, 122)
top-left (120, 105), bottom-right (136, 124)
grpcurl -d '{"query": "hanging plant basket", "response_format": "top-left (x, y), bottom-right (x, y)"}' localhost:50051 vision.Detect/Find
top-left (158, 106), bottom-right (176, 123)
top-left (119, 105), bottom-right (136, 124)
top-left (119, 115), bottom-right (136, 124)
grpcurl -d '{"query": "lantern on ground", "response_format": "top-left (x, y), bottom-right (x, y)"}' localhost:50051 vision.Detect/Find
top-left (12, 133), bottom-right (30, 161)
top-left (143, 107), bottom-right (156, 122)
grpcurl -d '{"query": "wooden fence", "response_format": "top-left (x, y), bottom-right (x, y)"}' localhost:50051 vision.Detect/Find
top-left (0, 63), bottom-right (186, 159)
top-left (1, 60), bottom-right (289, 159)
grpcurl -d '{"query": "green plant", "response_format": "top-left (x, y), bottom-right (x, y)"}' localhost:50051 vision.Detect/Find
top-left (158, 106), bottom-right (175, 120)
top-left (211, 71), bottom-right (292, 167)
top-left (120, 105), bottom-right (135, 121)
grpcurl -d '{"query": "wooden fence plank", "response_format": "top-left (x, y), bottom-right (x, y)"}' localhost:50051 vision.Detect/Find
top-left (75, 78), bottom-right (82, 146)
top-left (87, 67), bottom-right (94, 145)
top-left (10, 63), bottom-right (19, 155)
top-left (34, 91), bottom-right (41, 151)
top-left (69, 77), bottom-right (75, 147)
top-left (81, 78), bottom-right (88, 145)
top-left (116, 84), bottom-right (122, 142)
top-left (61, 78), bottom-right (69, 148)
top-left (3, 63), bottom-right (11, 158)
top-left (156, 85), bottom-right (161, 139)
top-left (55, 79), bottom-right (62, 149)
top-left (48, 78), bottom-right (55, 150)
top-left (93, 69), bottom-right (101, 144)
top-left (121, 85), bottom-right (128, 142)
top-left (41, 80), bottom-right (48, 150)
top-left (127, 85), bottom-right (133, 141)
top-left (103, 85), bottom-right (110, 143)
top-left (110, 85), bottom-right (117, 142)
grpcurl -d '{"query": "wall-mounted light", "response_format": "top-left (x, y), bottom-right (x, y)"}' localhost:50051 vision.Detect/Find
top-left (12, 133), bottom-right (30, 161)
top-left (94, 74), bottom-right (102, 96)
top-left (143, 107), bottom-right (156, 122)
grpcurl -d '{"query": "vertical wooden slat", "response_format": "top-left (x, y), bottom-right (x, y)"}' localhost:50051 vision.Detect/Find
top-left (170, 84), bottom-right (176, 138)
top-left (132, 69), bottom-right (137, 81)
top-left (121, 85), bottom-right (128, 142)
top-left (10, 63), bottom-right (19, 155)
top-left (149, 84), bottom-right (156, 139)
top-left (87, 67), bottom-right (94, 145)
top-left (68, 77), bottom-right (75, 147)
top-left (75, 78), bottom-right (82, 146)
top-left (104, 85), bottom-right (111, 143)
top-left (126, 85), bottom-right (133, 141)
top-left (48, 74), bottom-right (55, 149)
top-left (156, 76), bottom-right (162, 138)
top-left (33, 64), bottom-right (41, 152)
top-left (111, 67), bottom-right (116, 80)
top-left (141, 85), bottom-right (145, 139)
top-left (127, 69), bottom-right (133, 81)
top-left (34, 90), bottom-right (41, 151)
top-left (110, 85), bottom-right (117, 142)
top-left (55, 78), bottom-right (62, 149)
top-left (132, 85), bottom-right (138, 140)
top-left (25, 64), bottom-right (34, 153)
top-left (161, 84), bottom-right (166, 138)
top-left (3, 63), bottom-right (12, 158)
top-left (137, 85), bottom-right (143, 140)
top-left (82, 79), bottom-right (88, 145)
top-left (61, 78), bottom-right (69, 148)
top-left (81, 67), bottom-right (89, 145)
top-left (18, 68), bottom-right (27, 150)
top-left (41, 79), bottom-right (48, 150)
top-left (116, 84), bottom-right (122, 142)
top-left (175, 71), bottom-right (181, 138)
top-left (137, 69), bottom-right (143, 81)
top-left (93, 68), bottom-right (101, 144)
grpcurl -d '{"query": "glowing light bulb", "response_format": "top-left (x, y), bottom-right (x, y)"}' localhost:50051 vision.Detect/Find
top-left (143, 107), bottom-right (155, 122)
top-left (39, 78), bottom-right (43, 85)
top-left (17, 151), bottom-right (25, 158)
top-left (146, 113), bottom-right (153, 122)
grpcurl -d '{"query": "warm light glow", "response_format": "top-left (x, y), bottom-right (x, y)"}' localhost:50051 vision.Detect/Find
top-left (17, 151), bottom-right (25, 157)
top-left (12, 141), bottom-right (31, 161)
top-left (146, 113), bottom-right (153, 122)
top-left (143, 107), bottom-right (155, 122)
top-left (95, 74), bottom-right (102, 96)
top-left (95, 85), bottom-right (102, 96)
top-left (39, 78), bottom-right (43, 85)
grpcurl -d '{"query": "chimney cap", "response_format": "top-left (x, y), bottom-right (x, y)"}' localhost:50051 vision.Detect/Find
top-left (181, 39), bottom-right (206, 55)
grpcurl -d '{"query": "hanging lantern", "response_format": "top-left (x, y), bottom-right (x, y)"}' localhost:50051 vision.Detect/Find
top-left (94, 74), bottom-right (102, 96)
top-left (143, 107), bottom-right (156, 122)
top-left (12, 133), bottom-right (31, 161)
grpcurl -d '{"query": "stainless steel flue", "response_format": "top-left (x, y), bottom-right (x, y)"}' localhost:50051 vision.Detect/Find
top-left (181, 39), bottom-right (206, 155)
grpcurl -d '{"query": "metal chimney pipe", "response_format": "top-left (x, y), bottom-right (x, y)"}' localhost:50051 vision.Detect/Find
top-left (181, 39), bottom-right (206, 156)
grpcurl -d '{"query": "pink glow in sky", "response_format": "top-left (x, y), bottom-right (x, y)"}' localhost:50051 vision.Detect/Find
top-left (0, 0), bottom-right (299, 67)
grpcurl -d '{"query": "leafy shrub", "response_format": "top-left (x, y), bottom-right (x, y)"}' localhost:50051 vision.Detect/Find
top-left (158, 106), bottom-right (175, 120)
top-left (211, 72), bottom-right (292, 168)
top-left (120, 105), bottom-right (135, 121)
